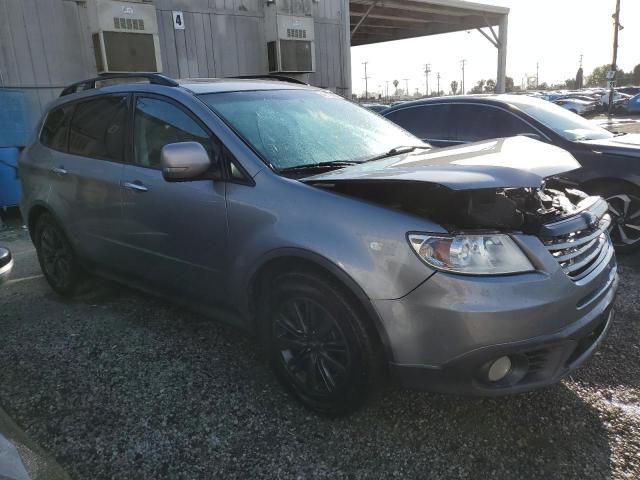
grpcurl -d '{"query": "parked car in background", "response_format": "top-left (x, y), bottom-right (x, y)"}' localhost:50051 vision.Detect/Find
top-left (558, 94), bottom-right (601, 103)
top-left (627, 93), bottom-right (640, 114)
top-left (553, 98), bottom-right (598, 116)
top-left (0, 247), bottom-right (13, 285)
top-left (361, 103), bottom-right (388, 113)
top-left (616, 86), bottom-right (640, 96)
top-left (19, 75), bottom-right (618, 415)
top-left (383, 94), bottom-right (640, 252)
top-left (601, 91), bottom-right (632, 107)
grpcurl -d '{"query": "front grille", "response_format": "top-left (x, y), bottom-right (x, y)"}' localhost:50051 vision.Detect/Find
top-left (543, 213), bottom-right (612, 281)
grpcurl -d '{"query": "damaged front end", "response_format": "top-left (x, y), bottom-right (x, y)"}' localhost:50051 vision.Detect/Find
top-left (306, 179), bottom-right (613, 279)
top-left (306, 179), bottom-right (599, 236)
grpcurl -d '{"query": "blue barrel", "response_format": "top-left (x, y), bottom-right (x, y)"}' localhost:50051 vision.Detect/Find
top-left (0, 147), bottom-right (22, 208)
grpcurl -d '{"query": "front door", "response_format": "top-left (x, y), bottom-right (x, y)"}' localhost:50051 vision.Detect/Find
top-left (118, 94), bottom-right (229, 304)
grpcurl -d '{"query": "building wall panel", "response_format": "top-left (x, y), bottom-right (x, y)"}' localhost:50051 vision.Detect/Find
top-left (1, 0), bottom-right (352, 122)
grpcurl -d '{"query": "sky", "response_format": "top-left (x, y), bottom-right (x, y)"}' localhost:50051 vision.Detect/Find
top-left (350, 0), bottom-right (640, 97)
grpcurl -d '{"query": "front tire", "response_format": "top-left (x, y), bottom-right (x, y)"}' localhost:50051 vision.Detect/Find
top-left (34, 213), bottom-right (86, 296)
top-left (585, 182), bottom-right (640, 254)
top-left (261, 271), bottom-right (382, 416)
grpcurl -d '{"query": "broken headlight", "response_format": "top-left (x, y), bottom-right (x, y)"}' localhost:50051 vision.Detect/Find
top-left (408, 234), bottom-right (534, 275)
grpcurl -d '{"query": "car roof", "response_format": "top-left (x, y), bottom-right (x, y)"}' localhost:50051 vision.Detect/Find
top-left (176, 78), bottom-right (316, 94)
top-left (382, 93), bottom-right (547, 113)
top-left (46, 77), bottom-right (320, 111)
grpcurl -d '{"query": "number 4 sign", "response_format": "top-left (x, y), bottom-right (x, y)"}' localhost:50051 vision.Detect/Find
top-left (173, 11), bottom-right (185, 30)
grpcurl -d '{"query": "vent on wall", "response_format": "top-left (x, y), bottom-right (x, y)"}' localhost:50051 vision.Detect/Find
top-left (113, 17), bottom-right (146, 30)
top-left (286, 28), bottom-right (307, 39)
top-left (91, 0), bottom-right (161, 73)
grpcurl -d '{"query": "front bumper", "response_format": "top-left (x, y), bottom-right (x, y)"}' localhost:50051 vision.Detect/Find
top-left (374, 234), bottom-right (618, 395)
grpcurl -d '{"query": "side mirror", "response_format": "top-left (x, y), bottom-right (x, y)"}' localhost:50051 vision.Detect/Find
top-left (0, 247), bottom-right (13, 285)
top-left (161, 142), bottom-right (213, 182)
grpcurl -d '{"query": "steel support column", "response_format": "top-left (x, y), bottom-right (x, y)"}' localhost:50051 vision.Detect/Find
top-left (496, 13), bottom-right (508, 93)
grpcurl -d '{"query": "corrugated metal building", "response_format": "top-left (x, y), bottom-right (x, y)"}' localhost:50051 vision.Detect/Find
top-left (0, 0), bottom-right (351, 120)
top-left (0, 0), bottom-right (509, 131)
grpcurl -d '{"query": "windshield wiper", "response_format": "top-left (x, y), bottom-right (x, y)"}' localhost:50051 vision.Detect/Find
top-left (361, 145), bottom-right (431, 163)
top-left (279, 161), bottom-right (360, 173)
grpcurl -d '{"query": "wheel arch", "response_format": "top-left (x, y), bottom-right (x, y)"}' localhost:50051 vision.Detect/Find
top-left (579, 177), bottom-right (640, 197)
top-left (246, 248), bottom-right (395, 362)
top-left (26, 202), bottom-right (53, 242)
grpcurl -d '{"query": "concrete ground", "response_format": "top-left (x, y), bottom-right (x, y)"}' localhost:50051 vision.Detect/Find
top-left (1, 216), bottom-right (639, 479)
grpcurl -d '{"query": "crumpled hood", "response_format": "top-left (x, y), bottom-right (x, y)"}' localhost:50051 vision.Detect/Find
top-left (579, 133), bottom-right (640, 158)
top-left (304, 136), bottom-right (580, 190)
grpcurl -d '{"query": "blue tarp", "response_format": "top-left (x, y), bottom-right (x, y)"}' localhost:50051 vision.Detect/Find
top-left (0, 147), bottom-right (21, 208)
top-left (0, 89), bottom-right (32, 148)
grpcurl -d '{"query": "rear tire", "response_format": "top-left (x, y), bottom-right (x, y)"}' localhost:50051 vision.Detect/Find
top-left (34, 213), bottom-right (86, 296)
top-left (260, 270), bottom-right (382, 416)
top-left (584, 182), bottom-right (640, 254)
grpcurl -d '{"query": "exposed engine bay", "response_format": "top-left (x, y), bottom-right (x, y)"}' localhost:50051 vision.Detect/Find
top-left (309, 180), bottom-right (595, 234)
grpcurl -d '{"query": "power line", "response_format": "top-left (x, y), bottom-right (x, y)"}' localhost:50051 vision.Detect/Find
top-left (424, 63), bottom-right (431, 97)
top-left (362, 61), bottom-right (370, 99)
top-left (608, 0), bottom-right (621, 118)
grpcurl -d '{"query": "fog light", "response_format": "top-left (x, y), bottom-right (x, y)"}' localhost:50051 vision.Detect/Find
top-left (488, 356), bottom-right (512, 382)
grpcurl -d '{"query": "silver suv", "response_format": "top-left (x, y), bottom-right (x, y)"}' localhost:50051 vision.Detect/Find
top-left (20, 75), bottom-right (618, 415)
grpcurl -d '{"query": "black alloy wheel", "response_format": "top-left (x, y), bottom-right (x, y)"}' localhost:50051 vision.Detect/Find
top-left (263, 271), bottom-right (381, 416)
top-left (272, 297), bottom-right (351, 397)
top-left (35, 213), bottom-right (85, 296)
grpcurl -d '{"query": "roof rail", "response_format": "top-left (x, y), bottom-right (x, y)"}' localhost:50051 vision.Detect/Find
top-left (60, 73), bottom-right (179, 97)
top-left (230, 75), bottom-right (308, 85)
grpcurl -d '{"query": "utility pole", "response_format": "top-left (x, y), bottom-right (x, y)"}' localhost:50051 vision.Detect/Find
top-left (424, 63), bottom-right (431, 97)
top-left (460, 59), bottom-right (466, 94)
top-left (437, 72), bottom-right (440, 96)
top-left (385, 80), bottom-right (390, 101)
top-left (536, 62), bottom-right (539, 89)
top-left (579, 54), bottom-right (583, 69)
top-left (362, 61), bottom-right (370, 100)
top-left (403, 78), bottom-right (409, 97)
top-left (608, 0), bottom-right (621, 118)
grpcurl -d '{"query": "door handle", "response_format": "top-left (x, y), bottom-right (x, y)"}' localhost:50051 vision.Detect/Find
top-left (122, 181), bottom-right (148, 193)
top-left (51, 166), bottom-right (68, 176)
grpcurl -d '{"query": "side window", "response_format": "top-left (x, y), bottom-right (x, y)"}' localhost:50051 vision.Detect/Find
top-left (40, 104), bottom-right (75, 152)
top-left (385, 104), bottom-right (454, 141)
top-left (68, 96), bottom-right (127, 161)
top-left (453, 104), bottom-right (536, 142)
top-left (133, 97), bottom-right (219, 170)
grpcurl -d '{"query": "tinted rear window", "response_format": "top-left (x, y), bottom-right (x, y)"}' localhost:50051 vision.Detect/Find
top-left (452, 104), bottom-right (536, 142)
top-left (384, 104), bottom-right (454, 140)
top-left (40, 104), bottom-right (75, 152)
top-left (68, 96), bottom-right (127, 161)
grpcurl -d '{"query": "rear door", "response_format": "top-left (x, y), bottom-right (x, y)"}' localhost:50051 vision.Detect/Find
top-left (117, 94), bottom-right (229, 304)
top-left (45, 94), bottom-right (127, 265)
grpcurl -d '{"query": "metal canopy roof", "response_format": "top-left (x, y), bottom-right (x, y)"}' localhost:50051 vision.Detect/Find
top-left (350, 0), bottom-right (509, 46)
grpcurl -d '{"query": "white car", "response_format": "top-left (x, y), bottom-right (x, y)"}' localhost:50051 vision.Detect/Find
top-left (601, 91), bottom-right (632, 106)
top-left (553, 98), bottom-right (597, 116)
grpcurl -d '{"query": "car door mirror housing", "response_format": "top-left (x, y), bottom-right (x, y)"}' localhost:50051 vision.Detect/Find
top-left (161, 142), bottom-right (214, 182)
